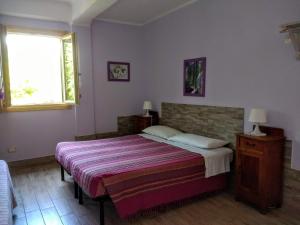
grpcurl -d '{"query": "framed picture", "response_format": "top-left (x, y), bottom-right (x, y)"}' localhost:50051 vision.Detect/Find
top-left (183, 57), bottom-right (206, 97)
top-left (107, 61), bottom-right (130, 81)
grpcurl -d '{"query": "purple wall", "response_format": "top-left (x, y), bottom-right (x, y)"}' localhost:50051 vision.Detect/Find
top-left (1, 0), bottom-right (300, 169)
top-left (91, 21), bottom-right (145, 133)
top-left (0, 15), bottom-right (95, 161)
top-left (142, 0), bottom-right (300, 169)
top-left (72, 25), bottom-right (96, 136)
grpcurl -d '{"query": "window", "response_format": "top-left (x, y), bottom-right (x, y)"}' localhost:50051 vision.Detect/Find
top-left (0, 25), bottom-right (79, 112)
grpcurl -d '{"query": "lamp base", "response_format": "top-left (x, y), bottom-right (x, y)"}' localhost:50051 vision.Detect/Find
top-left (250, 124), bottom-right (266, 136)
top-left (144, 110), bottom-right (150, 117)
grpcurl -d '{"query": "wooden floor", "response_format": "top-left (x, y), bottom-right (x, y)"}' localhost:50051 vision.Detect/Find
top-left (10, 162), bottom-right (300, 225)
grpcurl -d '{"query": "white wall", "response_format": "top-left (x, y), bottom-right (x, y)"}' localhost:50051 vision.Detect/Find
top-left (142, 0), bottom-right (300, 169)
top-left (91, 20), bottom-right (146, 133)
top-left (0, 15), bottom-right (95, 161)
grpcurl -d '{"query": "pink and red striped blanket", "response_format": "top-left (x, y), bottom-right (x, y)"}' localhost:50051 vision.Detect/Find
top-left (56, 135), bottom-right (207, 217)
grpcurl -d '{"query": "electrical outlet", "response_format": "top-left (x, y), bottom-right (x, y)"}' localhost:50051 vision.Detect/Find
top-left (8, 146), bottom-right (16, 153)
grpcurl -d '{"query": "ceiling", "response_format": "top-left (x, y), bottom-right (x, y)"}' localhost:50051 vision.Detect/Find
top-left (0, 0), bottom-right (72, 23)
top-left (0, 0), bottom-right (197, 26)
top-left (96, 0), bottom-right (197, 25)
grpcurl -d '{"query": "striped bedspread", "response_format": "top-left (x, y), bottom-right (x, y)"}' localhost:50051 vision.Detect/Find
top-left (56, 135), bottom-right (206, 217)
top-left (0, 160), bottom-right (16, 225)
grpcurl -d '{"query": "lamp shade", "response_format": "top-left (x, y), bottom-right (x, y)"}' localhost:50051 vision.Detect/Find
top-left (249, 108), bottom-right (267, 123)
top-left (143, 101), bottom-right (152, 110)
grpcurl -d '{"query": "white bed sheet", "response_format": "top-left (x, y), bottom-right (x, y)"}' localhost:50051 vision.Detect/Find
top-left (139, 133), bottom-right (233, 178)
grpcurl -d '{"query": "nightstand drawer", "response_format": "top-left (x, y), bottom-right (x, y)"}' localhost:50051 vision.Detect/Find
top-left (133, 112), bottom-right (159, 134)
top-left (137, 118), bottom-right (151, 127)
top-left (134, 116), bottom-right (152, 133)
top-left (240, 137), bottom-right (264, 152)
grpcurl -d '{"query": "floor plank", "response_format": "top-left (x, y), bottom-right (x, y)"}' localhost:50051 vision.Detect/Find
top-left (52, 198), bottom-right (73, 217)
top-left (13, 204), bottom-right (26, 219)
top-left (36, 191), bottom-right (54, 210)
top-left (13, 217), bottom-right (27, 225)
top-left (26, 210), bottom-right (45, 225)
top-left (60, 213), bottom-right (81, 225)
top-left (10, 162), bottom-right (300, 225)
top-left (41, 207), bottom-right (63, 225)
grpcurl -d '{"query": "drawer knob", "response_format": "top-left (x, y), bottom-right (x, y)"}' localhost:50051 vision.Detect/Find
top-left (246, 142), bottom-right (256, 148)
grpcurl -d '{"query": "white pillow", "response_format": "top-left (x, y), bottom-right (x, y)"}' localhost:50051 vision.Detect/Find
top-left (169, 133), bottom-right (229, 149)
top-left (142, 125), bottom-right (182, 139)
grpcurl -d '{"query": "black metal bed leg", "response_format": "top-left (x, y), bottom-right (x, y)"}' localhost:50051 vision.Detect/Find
top-left (99, 200), bottom-right (105, 225)
top-left (60, 165), bottom-right (65, 181)
top-left (74, 182), bottom-right (78, 199)
top-left (78, 186), bottom-right (83, 205)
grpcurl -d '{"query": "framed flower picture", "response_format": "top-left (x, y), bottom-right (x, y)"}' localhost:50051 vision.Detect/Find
top-left (183, 57), bottom-right (206, 97)
top-left (107, 61), bottom-right (130, 81)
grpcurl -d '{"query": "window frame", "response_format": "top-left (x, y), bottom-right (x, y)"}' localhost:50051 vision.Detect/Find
top-left (0, 25), bottom-right (79, 112)
top-left (61, 32), bottom-right (80, 104)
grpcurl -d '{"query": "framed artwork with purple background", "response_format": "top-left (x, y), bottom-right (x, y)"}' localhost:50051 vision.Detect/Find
top-left (107, 61), bottom-right (130, 81)
top-left (183, 57), bottom-right (206, 97)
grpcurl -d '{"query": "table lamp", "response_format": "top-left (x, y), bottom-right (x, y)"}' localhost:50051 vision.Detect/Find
top-left (143, 101), bottom-right (152, 117)
top-left (249, 108), bottom-right (267, 136)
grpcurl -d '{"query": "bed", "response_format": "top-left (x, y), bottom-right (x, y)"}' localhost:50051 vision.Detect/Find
top-left (56, 102), bottom-right (244, 225)
top-left (0, 160), bottom-right (16, 225)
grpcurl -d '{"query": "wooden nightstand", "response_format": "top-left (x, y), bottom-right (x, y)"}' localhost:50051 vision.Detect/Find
top-left (235, 126), bottom-right (285, 213)
top-left (134, 111), bottom-right (159, 133)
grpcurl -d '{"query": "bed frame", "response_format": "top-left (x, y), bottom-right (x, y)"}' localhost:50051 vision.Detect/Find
top-left (60, 165), bottom-right (109, 225)
top-left (59, 102), bottom-right (244, 225)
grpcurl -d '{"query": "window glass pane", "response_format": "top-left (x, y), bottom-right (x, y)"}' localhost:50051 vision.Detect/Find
top-left (6, 33), bottom-right (62, 105)
top-left (63, 37), bottom-right (75, 102)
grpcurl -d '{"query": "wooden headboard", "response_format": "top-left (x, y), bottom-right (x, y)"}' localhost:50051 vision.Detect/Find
top-left (160, 102), bottom-right (244, 149)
